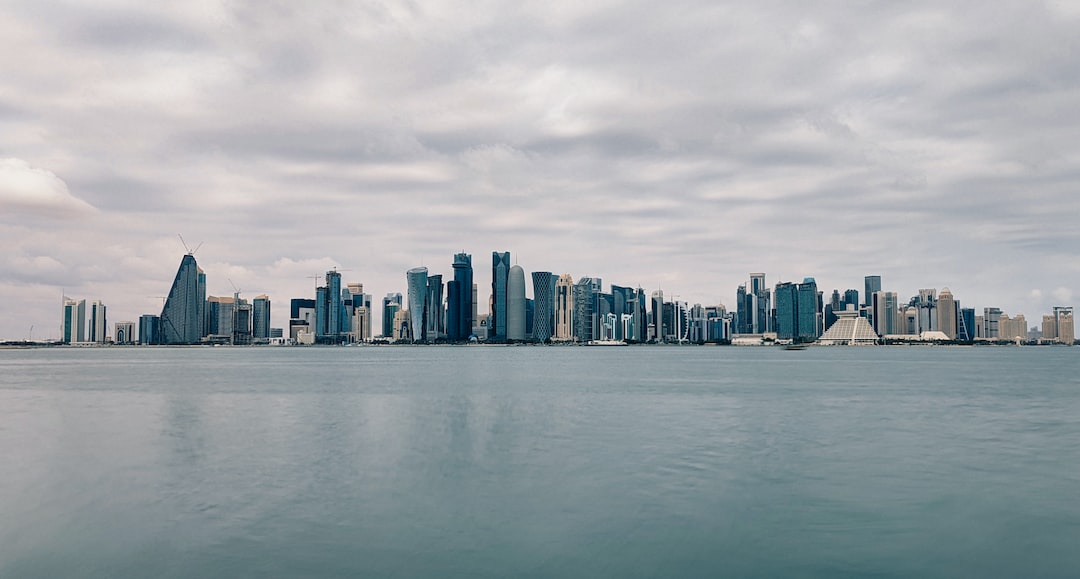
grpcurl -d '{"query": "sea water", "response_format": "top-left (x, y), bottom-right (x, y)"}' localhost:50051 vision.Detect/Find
top-left (2, 346), bottom-right (1079, 578)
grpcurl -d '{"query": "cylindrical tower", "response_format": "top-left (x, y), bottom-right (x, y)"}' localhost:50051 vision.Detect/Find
top-left (507, 265), bottom-right (526, 341)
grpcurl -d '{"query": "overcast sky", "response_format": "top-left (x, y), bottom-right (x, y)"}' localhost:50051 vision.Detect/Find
top-left (2, 0), bottom-right (1079, 339)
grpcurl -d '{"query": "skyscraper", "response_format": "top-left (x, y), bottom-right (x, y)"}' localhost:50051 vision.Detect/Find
top-left (774, 282), bottom-right (797, 340)
top-left (651, 289), bottom-right (664, 341)
top-left (160, 254), bottom-right (205, 344)
top-left (425, 274), bottom-right (444, 342)
top-left (872, 291), bottom-right (899, 337)
top-left (490, 251), bottom-right (510, 341)
top-left (88, 300), bottom-right (107, 343)
top-left (138, 314), bottom-right (159, 345)
top-left (507, 265), bottom-right (526, 341)
top-left (864, 276), bottom-right (881, 307)
top-left (531, 271), bottom-right (556, 342)
top-left (554, 274), bottom-right (574, 341)
top-left (574, 277), bottom-right (602, 342)
top-left (447, 253), bottom-right (474, 341)
top-left (315, 270), bottom-right (343, 343)
top-left (1054, 306), bottom-right (1074, 344)
top-left (382, 293), bottom-right (402, 338)
top-left (252, 295), bottom-right (270, 340)
top-left (407, 267), bottom-right (428, 342)
top-left (938, 288), bottom-right (957, 339)
top-left (61, 297), bottom-right (86, 344)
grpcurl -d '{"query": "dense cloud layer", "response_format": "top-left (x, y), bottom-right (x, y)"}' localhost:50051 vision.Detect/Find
top-left (1, 0), bottom-right (1078, 339)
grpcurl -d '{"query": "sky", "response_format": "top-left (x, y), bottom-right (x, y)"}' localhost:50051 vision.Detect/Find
top-left (2, 0), bottom-right (1079, 340)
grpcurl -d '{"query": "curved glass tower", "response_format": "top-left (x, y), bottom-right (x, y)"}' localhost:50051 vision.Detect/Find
top-left (507, 265), bottom-right (526, 341)
top-left (406, 267), bottom-right (428, 342)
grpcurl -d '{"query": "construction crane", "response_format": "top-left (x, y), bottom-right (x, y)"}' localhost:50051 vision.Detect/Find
top-left (177, 234), bottom-right (203, 256)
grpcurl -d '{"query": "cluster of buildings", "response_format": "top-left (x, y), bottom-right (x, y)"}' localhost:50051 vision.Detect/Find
top-left (59, 252), bottom-right (1076, 347)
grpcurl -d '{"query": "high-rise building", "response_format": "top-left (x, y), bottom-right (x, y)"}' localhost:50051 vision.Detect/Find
top-left (381, 293), bottom-right (402, 338)
top-left (982, 307), bottom-right (1002, 339)
top-left (490, 252), bottom-right (510, 341)
top-left (507, 265), bottom-right (526, 341)
top-left (88, 300), bottom-right (107, 343)
top-left (315, 270), bottom-right (343, 343)
top-left (1055, 306), bottom-right (1074, 344)
top-left (405, 267), bottom-right (428, 342)
top-left (796, 279), bottom-right (820, 341)
top-left (160, 254), bottom-right (205, 344)
top-left (872, 291), bottom-right (899, 337)
top-left (574, 277), bottom-right (602, 342)
top-left (651, 290), bottom-right (665, 341)
top-left (959, 308), bottom-right (976, 342)
top-left (774, 282), bottom-right (797, 340)
top-left (290, 298), bottom-right (316, 341)
top-left (61, 297), bottom-right (86, 344)
top-left (447, 253), bottom-right (474, 341)
top-left (114, 321), bottom-right (135, 345)
top-left (138, 314), bottom-right (159, 345)
top-left (425, 274), bottom-right (444, 342)
top-left (252, 295), bottom-right (270, 340)
top-left (864, 276), bottom-right (881, 307)
top-left (531, 271), bottom-right (556, 342)
top-left (938, 288), bottom-right (957, 339)
top-left (843, 289), bottom-right (859, 312)
top-left (554, 274), bottom-right (575, 341)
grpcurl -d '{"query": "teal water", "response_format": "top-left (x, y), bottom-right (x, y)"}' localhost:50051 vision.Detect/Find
top-left (1, 346), bottom-right (1079, 578)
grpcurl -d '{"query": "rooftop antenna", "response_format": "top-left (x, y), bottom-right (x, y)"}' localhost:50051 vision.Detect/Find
top-left (178, 234), bottom-right (203, 256)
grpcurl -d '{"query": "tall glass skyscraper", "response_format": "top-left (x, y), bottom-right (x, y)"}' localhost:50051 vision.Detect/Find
top-left (160, 254), bottom-right (205, 344)
top-left (447, 253), bottom-right (473, 341)
top-left (252, 295), bottom-right (270, 340)
top-left (425, 274), bottom-right (444, 342)
top-left (864, 276), bottom-right (881, 307)
top-left (531, 271), bottom-right (555, 342)
top-left (381, 293), bottom-right (402, 339)
top-left (407, 267), bottom-right (428, 342)
top-left (491, 252), bottom-right (510, 341)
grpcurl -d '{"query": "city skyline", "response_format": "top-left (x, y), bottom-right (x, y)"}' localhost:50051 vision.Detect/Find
top-left (3, 2), bottom-right (1080, 339)
top-left (49, 248), bottom-right (1076, 345)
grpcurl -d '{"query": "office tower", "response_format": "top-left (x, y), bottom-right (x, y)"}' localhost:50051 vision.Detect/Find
top-left (937, 288), bottom-right (957, 339)
top-left (447, 253), bottom-right (474, 341)
top-left (610, 285), bottom-right (643, 342)
top-left (825, 289), bottom-right (842, 331)
top-left (425, 274), bottom-right (444, 342)
top-left (554, 274), bottom-right (575, 341)
top-left (531, 271), bottom-right (556, 342)
top-left (507, 265), bottom-right (526, 341)
top-left (88, 300), bottom-right (107, 342)
top-left (252, 295), bottom-right (270, 340)
top-left (774, 282), bottom-right (797, 340)
top-left (736, 273), bottom-right (770, 334)
top-left (138, 314), bottom-right (159, 345)
top-left (160, 254), bottom-right (205, 344)
top-left (393, 308), bottom-right (411, 341)
top-left (290, 298), bottom-right (316, 340)
top-left (574, 277), bottom-right (602, 342)
top-left (959, 308), bottom-right (975, 342)
top-left (207, 295), bottom-right (235, 339)
top-left (314, 270), bottom-right (343, 343)
top-left (382, 293), bottom-right (402, 338)
top-left (864, 276), bottom-right (881, 307)
top-left (61, 297), bottom-right (85, 344)
top-left (651, 290), bottom-right (665, 341)
top-left (982, 307), bottom-right (1001, 339)
top-left (1055, 306), bottom-right (1074, 344)
top-left (915, 289), bottom-right (937, 333)
top-left (405, 267), bottom-right (428, 342)
top-left (796, 278), bottom-right (820, 341)
top-left (872, 291), bottom-right (899, 337)
top-left (491, 251), bottom-right (510, 341)
top-left (345, 283), bottom-right (371, 342)
top-left (525, 298), bottom-right (534, 339)
top-left (843, 289), bottom-right (859, 312)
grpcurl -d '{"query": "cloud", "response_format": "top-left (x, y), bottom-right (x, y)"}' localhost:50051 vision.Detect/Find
top-left (0, 159), bottom-right (97, 218)
top-left (1053, 287), bottom-right (1073, 304)
top-left (1, 1), bottom-right (1079, 338)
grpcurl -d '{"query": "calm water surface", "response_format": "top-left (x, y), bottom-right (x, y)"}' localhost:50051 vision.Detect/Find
top-left (2, 346), bottom-right (1079, 578)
